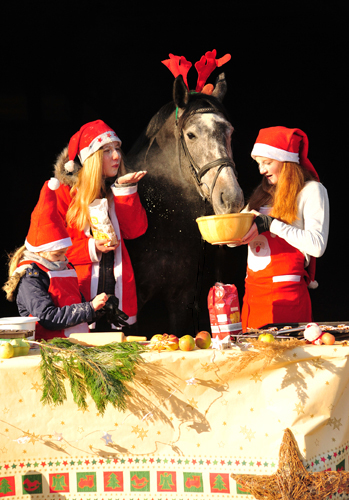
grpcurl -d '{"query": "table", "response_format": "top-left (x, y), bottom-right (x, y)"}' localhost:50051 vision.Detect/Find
top-left (1, 343), bottom-right (349, 499)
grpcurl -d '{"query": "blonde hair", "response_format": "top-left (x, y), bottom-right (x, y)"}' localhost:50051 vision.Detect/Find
top-left (66, 148), bottom-right (128, 232)
top-left (248, 162), bottom-right (318, 225)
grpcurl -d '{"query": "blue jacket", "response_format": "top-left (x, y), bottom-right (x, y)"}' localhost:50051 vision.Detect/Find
top-left (16, 262), bottom-right (96, 331)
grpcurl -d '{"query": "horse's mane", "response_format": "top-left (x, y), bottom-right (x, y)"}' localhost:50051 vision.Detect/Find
top-left (127, 92), bottom-right (230, 157)
top-left (127, 101), bottom-right (175, 156)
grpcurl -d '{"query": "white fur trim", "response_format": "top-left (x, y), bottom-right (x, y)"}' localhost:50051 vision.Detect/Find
top-left (308, 280), bottom-right (319, 289)
top-left (304, 323), bottom-right (322, 341)
top-left (78, 131), bottom-right (121, 164)
top-left (64, 160), bottom-right (75, 172)
top-left (111, 184), bottom-right (138, 196)
top-left (48, 177), bottom-right (60, 190)
top-left (251, 143), bottom-right (299, 163)
top-left (88, 237), bottom-right (100, 263)
top-left (25, 237), bottom-right (72, 253)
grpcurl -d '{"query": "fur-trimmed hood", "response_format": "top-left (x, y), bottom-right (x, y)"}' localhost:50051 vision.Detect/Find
top-left (53, 146), bottom-right (82, 187)
top-left (3, 267), bottom-right (28, 302)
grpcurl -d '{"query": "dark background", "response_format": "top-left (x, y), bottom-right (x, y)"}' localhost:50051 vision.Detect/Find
top-left (1, 3), bottom-right (347, 325)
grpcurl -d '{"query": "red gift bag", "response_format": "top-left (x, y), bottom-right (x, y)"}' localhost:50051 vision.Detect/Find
top-left (207, 282), bottom-right (242, 339)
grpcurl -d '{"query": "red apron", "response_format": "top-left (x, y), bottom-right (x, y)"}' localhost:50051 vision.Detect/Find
top-left (241, 231), bottom-right (312, 330)
top-left (32, 263), bottom-right (89, 341)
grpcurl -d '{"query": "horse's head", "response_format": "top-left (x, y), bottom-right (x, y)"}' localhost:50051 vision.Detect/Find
top-left (173, 74), bottom-right (244, 214)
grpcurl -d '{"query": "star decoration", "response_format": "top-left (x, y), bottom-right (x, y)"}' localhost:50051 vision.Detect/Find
top-left (101, 432), bottom-right (113, 445)
top-left (231, 428), bottom-right (349, 499)
top-left (250, 372), bottom-right (262, 383)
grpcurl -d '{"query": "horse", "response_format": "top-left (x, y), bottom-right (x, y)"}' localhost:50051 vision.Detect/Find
top-left (125, 74), bottom-right (244, 336)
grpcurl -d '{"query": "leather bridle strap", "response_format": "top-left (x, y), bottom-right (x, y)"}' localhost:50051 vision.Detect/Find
top-left (179, 125), bottom-right (237, 201)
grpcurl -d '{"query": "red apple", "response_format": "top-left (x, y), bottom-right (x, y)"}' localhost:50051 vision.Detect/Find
top-left (167, 334), bottom-right (179, 350)
top-left (321, 332), bottom-right (335, 345)
top-left (195, 331), bottom-right (211, 349)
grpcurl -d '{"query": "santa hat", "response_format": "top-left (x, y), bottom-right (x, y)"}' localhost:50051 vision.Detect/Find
top-left (251, 126), bottom-right (319, 181)
top-left (25, 178), bottom-right (72, 253)
top-left (64, 119), bottom-right (121, 172)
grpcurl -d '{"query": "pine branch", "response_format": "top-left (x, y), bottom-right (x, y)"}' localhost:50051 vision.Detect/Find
top-left (37, 338), bottom-right (145, 415)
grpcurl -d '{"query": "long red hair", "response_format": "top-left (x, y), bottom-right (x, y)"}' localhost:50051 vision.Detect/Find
top-left (247, 162), bottom-right (318, 224)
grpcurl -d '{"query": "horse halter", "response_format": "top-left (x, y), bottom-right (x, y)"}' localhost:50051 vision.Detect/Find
top-left (176, 106), bottom-right (237, 202)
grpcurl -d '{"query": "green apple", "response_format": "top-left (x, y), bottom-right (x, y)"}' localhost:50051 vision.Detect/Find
top-left (258, 333), bottom-right (275, 343)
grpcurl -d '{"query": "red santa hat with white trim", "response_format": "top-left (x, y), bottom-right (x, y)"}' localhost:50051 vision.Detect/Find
top-left (25, 178), bottom-right (72, 253)
top-left (251, 126), bottom-right (319, 181)
top-left (64, 119), bottom-right (121, 172)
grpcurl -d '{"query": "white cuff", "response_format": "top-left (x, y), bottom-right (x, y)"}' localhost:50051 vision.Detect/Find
top-left (111, 184), bottom-right (138, 196)
top-left (88, 238), bottom-right (101, 262)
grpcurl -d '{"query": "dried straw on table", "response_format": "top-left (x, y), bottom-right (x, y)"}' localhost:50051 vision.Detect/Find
top-left (222, 338), bottom-right (306, 376)
top-left (231, 428), bottom-right (349, 500)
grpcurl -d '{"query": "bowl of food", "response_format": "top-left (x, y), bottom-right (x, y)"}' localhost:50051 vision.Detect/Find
top-left (196, 213), bottom-right (255, 244)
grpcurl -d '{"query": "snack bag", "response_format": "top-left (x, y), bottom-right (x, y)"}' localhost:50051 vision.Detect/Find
top-left (207, 282), bottom-right (242, 339)
top-left (88, 198), bottom-right (118, 247)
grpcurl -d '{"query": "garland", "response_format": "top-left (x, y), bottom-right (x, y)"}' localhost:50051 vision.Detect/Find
top-left (35, 338), bottom-right (145, 415)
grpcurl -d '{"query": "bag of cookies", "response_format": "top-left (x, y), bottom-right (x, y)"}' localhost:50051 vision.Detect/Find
top-left (88, 198), bottom-right (118, 247)
top-left (207, 282), bottom-right (242, 339)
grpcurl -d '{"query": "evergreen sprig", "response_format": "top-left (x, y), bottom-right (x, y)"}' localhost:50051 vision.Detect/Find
top-left (38, 338), bottom-right (145, 415)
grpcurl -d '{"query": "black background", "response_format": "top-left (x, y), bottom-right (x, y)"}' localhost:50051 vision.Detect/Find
top-left (1, 3), bottom-right (347, 325)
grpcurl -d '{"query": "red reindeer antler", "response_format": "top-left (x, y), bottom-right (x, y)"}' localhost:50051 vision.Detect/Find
top-left (195, 50), bottom-right (231, 93)
top-left (161, 54), bottom-right (192, 89)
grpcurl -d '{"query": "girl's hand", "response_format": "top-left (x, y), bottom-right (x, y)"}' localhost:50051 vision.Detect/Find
top-left (91, 292), bottom-right (108, 311)
top-left (231, 210), bottom-right (259, 246)
top-left (240, 223), bottom-right (259, 244)
top-left (118, 171), bottom-right (147, 184)
top-left (95, 239), bottom-right (119, 253)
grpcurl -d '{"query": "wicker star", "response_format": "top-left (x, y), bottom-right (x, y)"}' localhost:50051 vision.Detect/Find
top-left (231, 428), bottom-right (349, 499)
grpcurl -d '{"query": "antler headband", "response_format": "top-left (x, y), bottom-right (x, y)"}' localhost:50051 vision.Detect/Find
top-left (162, 49), bottom-right (231, 94)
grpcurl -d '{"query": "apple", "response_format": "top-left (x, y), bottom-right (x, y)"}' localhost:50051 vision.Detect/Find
top-left (258, 333), bottom-right (275, 343)
top-left (167, 334), bottom-right (179, 350)
top-left (150, 334), bottom-right (164, 343)
top-left (0, 342), bottom-right (14, 359)
top-left (321, 332), bottom-right (335, 345)
top-left (195, 331), bottom-right (211, 349)
top-left (179, 335), bottom-right (195, 351)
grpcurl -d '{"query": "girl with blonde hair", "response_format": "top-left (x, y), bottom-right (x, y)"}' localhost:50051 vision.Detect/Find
top-left (53, 120), bottom-right (148, 331)
top-left (233, 126), bottom-right (329, 330)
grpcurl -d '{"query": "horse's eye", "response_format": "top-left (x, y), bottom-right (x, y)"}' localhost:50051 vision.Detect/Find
top-left (187, 132), bottom-right (196, 140)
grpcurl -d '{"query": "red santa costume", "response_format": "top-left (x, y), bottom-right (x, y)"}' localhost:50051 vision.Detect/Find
top-left (16, 178), bottom-right (92, 341)
top-left (53, 120), bottom-right (148, 327)
top-left (241, 127), bottom-right (330, 330)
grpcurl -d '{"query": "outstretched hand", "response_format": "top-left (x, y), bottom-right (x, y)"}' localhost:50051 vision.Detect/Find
top-left (118, 171), bottom-right (147, 184)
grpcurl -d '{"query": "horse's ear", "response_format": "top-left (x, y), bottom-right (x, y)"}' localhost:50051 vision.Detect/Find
top-left (173, 75), bottom-right (190, 108)
top-left (212, 72), bottom-right (227, 102)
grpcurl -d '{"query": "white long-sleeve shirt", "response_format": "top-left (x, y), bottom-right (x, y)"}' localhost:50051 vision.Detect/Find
top-left (243, 181), bottom-right (330, 266)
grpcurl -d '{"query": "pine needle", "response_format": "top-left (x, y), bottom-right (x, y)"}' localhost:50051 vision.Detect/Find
top-left (38, 338), bottom-right (145, 415)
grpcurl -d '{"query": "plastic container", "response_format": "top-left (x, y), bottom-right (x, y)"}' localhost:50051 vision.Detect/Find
top-left (0, 317), bottom-right (38, 330)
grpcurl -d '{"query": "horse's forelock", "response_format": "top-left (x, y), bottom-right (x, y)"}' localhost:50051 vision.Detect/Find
top-left (178, 93), bottom-right (230, 129)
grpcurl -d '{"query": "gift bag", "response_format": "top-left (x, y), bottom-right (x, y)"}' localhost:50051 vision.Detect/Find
top-left (207, 282), bottom-right (242, 339)
top-left (89, 198), bottom-right (118, 247)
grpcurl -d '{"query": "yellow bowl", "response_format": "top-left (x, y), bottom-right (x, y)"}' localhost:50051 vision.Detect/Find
top-left (196, 213), bottom-right (255, 244)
